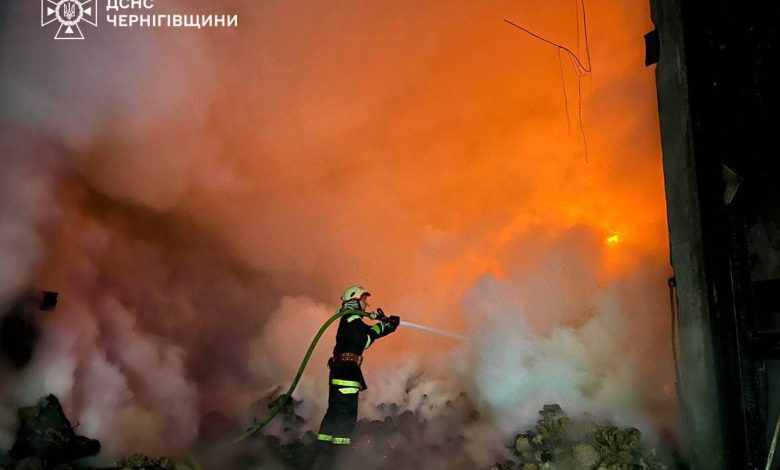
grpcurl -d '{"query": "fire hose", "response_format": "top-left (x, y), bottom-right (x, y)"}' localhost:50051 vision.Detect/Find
top-left (230, 308), bottom-right (377, 444)
top-left (229, 308), bottom-right (464, 445)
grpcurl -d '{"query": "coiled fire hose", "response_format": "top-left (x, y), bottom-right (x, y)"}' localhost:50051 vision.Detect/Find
top-left (230, 308), bottom-right (377, 444)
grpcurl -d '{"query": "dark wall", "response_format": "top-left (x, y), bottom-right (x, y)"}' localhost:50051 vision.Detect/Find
top-left (747, 191), bottom-right (780, 447)
top-left (650, 0), bottom-right (780, 468)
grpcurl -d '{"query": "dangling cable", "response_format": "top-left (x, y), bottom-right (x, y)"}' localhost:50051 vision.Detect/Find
top-left (503, 19), bottom-right (591, 74)
top-left (505, 0), bottom-right (593, 163)
top-left (574, 0), bottom-right (581, 59)
top-left (577, 75), bottom-right (589, 164)
top-left (668, 277), bottom-right (682, 400)
top-left (579, 0), bottom-right (592, 74)
top-left (558, 49), bottom-right (573, 136)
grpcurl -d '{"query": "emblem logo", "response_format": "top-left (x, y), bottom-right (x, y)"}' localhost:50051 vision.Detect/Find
top-left (41, 0), bottom-right (98, 40)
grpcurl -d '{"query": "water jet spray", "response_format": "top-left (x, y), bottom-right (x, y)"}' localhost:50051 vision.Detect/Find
top-left (398, 319), bottom-right (465, 340)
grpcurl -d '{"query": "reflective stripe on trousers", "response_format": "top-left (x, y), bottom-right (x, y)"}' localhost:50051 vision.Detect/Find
top-left (331, 379), bottom-right (361, 388)
top-left (317, 433), bottom-right (351, 445)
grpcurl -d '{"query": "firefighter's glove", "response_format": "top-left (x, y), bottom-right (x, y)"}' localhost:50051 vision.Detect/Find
top-left (384, 315), bottom-right (400, 333)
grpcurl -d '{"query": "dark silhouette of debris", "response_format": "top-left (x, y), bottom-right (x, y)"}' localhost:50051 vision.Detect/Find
top-left (113, 454), bottom-right (177, 470)
top-left (0, 395), bottom-right (669, 469)
top-left (0, 290), bottom-right (58, 369)
top-left (8, 395), bottom-right (100, 466)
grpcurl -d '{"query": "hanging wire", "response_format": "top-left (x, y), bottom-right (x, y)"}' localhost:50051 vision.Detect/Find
top-left (577, 74), bottom-right (589, 163)
top-left (579, 0), bottom-right (594, 94)
top-left (575, 0), bottom-right (581, 59)
top-left (569, 52), bottom-right (588, 78)
top-left (504, 0), bottom-right (593, 163)
top-left (668, 277), bottom-right (682, 399)
top-left (579, 0), bottom-right (592, 74)
top-left (503, 19), bottom-right (592, 74)
top-left (558, 49), bottom-right (573, 136)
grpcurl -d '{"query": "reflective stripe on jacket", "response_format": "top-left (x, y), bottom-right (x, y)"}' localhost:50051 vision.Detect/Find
top-left (329, 308), bottom-right (392, 390)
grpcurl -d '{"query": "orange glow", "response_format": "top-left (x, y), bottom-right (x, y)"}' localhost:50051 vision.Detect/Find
top-left (75, 0), bottom-right (668, 367)
top-left (606, 233), bottom-right (622, 246)
top-left (6, 0), bottom-right (676, 449)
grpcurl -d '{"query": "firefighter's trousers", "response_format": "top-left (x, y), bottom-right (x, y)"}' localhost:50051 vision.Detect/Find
top-left (317, 379), bottom-right (361, 445)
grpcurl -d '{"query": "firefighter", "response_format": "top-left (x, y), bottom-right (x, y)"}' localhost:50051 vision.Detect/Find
top-left (313, 285), bottom-right (400, 468)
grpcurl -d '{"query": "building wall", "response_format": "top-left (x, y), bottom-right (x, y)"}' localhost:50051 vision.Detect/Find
top-left (650, 0), bottom-right (780, 468)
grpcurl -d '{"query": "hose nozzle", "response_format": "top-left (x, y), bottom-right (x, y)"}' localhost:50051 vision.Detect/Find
top-left (370, 308), bottom-right (389, 322)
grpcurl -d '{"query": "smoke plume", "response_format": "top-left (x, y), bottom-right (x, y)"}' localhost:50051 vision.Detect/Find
top-left (0, 0), bottom-right (674, 466)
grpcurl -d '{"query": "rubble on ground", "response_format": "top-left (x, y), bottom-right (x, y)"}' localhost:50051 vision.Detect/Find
top-left (243, 391), bottom-right (318, 469)
top-left (225, 393), bottom-right (670, 469)
top-left (112, 453), bottom-right (193, 470)
top-left (1, 394), bottom-right (671, 469)
top-left (0, 396), bottom-right (191, 470)
top-left (8, 395), bottom-right (100, 467)
top-left (491, 404), bottom-right (666, 470)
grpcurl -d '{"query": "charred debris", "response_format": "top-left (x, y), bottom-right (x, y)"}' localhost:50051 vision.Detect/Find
top-left (0, 392), bottom-right (669, 470)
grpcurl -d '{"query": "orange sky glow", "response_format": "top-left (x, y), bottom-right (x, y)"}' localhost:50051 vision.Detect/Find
top-left (1, 0), bottom-right (676, 456)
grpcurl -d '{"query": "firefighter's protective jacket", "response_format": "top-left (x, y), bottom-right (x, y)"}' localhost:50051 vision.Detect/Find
top-left (329, 309), bottom-right (393, 390)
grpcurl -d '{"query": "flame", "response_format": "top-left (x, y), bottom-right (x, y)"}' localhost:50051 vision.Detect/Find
top-left (606, 233), bottom-right (622, 246)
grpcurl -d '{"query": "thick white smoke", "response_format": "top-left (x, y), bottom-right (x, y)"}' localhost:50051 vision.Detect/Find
top-left (461, 274), bottom-right (655, 437)
top-left (0, 0), bottom-right (674, 466)
top-left (0, 138), bottom-right (62, 308)
top-left (237, 261), bottom-right (672, 470)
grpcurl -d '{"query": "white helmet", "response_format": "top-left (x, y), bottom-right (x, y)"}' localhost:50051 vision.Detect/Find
top-left (341, 285), bottom-right (371, 303)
